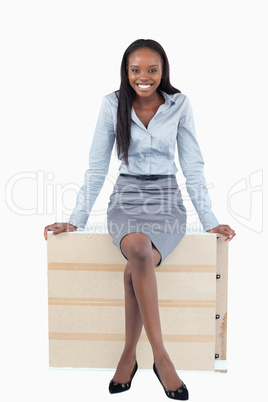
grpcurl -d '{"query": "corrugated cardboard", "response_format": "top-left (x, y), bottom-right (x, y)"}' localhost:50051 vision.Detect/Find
top-left (47, 232), bottom-right (228, 371)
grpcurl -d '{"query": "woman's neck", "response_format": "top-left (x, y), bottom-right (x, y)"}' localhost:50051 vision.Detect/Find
top-left (133, 90), bottom-right (164, 110)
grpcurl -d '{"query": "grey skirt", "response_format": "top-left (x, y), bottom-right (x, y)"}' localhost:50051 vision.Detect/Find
top-left (107, 174), bottom-right (187, 267)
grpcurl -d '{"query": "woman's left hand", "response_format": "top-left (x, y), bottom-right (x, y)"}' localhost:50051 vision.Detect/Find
top-left (207, 224), bottom-right (236, 241)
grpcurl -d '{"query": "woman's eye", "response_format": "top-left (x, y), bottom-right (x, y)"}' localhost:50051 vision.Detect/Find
top-left (130, 69), bottom-right (157, 73)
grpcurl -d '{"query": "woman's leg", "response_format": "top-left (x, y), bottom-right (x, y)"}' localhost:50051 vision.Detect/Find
top-left (114, 232), bottom-right (183, 390)
top-left (111, 241), bottom-right (160, 382)
top-left (111, 262), bottom-right (143, 383)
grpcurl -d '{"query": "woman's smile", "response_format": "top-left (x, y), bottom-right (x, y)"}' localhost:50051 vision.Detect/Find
top-left (127, 48), bottom-right (163, 99)
top-left (136, 83), bottom-right (154, 91)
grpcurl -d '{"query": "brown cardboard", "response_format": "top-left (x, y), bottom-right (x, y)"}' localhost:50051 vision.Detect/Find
top-left (47, 232), bottom-right (227, 371)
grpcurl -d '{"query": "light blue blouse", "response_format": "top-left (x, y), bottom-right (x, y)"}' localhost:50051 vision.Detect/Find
top-left (69, 90), bottom-right (219, 231)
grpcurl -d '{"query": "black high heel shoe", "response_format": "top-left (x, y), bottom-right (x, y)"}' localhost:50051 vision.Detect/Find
top-left (153, 363), bottom-right (189, 400)
top-left (109, 361), bottom-right (138, 394)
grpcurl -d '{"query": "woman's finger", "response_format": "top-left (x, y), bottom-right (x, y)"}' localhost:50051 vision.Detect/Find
top-left (207, 225), bottom-right (236, 241)
top-left (44, 222), bottom-right (77, 240)
top-left (52, 226), bottom-right (65, 236)
top-left (219, 226), bottom-right (236, 241)
top-left (43, 222), bottom-right (61, 240)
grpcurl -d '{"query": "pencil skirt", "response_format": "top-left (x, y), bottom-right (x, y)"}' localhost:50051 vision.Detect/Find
top-left (107, 174), bottom-right (187, 267)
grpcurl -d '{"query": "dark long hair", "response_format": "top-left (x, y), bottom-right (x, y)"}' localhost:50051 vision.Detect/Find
top-left (115, 39), bottom-right (181, 167)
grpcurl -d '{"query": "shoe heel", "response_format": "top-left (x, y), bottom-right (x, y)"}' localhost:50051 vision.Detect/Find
top-left (153, 363), bottom-right (189, 400)
top-left (109, 361), bottom-right (138, 394)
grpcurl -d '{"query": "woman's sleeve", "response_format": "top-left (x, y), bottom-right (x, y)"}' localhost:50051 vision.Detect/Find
top-left (176, 96), bottom-right (219, 231)
top-left (68, 96), bottom-right (116, 229)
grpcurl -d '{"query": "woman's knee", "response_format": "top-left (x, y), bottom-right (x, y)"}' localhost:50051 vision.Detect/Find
top-left (132, 242), bottom-right (153, 264)
top-left (121, 234), bottom-right (153, 263)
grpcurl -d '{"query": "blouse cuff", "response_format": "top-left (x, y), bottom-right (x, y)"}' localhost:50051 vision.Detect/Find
top-left (68, 211), bottom-right (89, 230)
top-left (199, 213), bottom-right (219, 232)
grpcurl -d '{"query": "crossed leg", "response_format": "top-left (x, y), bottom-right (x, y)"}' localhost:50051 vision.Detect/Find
top-left (111, 233), bottom-right (183, 391)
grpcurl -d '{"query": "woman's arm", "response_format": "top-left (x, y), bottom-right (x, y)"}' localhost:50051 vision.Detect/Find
top-left (177, 96), bottom-right (235, 241)
top-left (68, 95), bottom-right (116, 229)
top-left (44, 95), bottom-right (115, 239)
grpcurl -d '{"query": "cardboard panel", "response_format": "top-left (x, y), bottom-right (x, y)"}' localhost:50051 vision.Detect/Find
top-left (48, 271), bottom-right (216, 301)
top-left (47, 232), bottom-right (217, 266)
top-left (47, 232), bottom-right (227, 371)
top-left (48, 305), bottom-right (215, 335)
top-left (215, 236), bottom-right (228, 371)
top-left (49, 339), bottom-right (216, 371)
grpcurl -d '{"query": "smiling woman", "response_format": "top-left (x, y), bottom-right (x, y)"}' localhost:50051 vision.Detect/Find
top-left (44, 38), bottom-right (235, 400)
top-left (127, 48), bottom-right (165, 128)
top-left (115, 39), bottom-right (181, 166)
top-left (128, 50), bottom-right (162, 93)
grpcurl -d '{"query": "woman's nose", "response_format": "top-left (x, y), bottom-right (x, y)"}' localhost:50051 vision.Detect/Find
top-left (139, 75), bottom-right (149, 82)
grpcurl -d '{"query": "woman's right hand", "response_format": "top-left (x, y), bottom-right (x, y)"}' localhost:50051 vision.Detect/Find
top-left (44, 222), bottom-right (78, 240)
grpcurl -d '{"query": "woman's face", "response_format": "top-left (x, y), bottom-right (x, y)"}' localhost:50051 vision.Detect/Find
top-left (127, 48), bottom-right (163, 99)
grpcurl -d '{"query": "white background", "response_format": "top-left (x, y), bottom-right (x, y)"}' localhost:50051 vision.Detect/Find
top-left (1, 1), bottom-right (267, 401)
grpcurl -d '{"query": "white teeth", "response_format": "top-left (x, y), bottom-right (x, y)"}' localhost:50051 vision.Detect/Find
top-left (138, 84), bottom-right (151, 89)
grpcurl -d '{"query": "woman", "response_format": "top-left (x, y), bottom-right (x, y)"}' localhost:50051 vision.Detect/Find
top-left (44, 39), bottom-right (235, 400)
